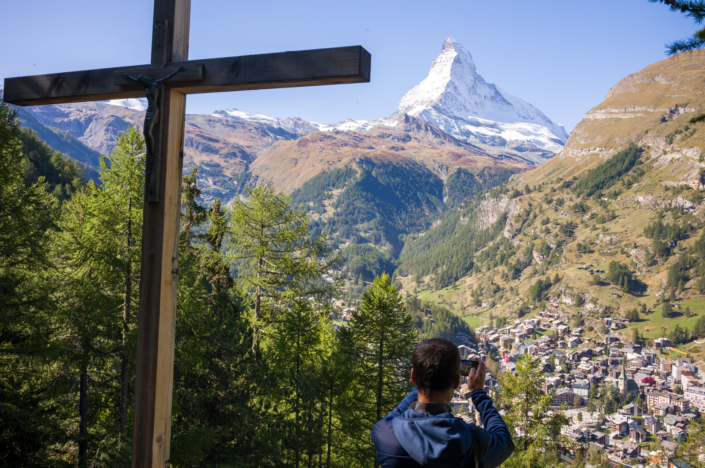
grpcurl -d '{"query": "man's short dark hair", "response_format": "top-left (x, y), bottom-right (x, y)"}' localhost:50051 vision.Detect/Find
top-left (412, 338), bottom-right (460, 393)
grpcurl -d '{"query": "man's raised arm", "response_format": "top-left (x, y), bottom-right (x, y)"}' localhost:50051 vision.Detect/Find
top-left (466, 362), bottom-right (515, 468)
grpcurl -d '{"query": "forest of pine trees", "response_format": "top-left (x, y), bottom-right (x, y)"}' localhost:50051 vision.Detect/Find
top-left (0, 104), bottom-right (422, 467)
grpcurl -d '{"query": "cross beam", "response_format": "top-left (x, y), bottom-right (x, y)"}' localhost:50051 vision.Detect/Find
top-left (3, 0), bottom-right (370, 467)
top-left (3, 47), bottom-right (371, 106)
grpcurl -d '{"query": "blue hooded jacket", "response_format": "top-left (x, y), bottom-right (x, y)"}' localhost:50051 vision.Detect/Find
top-left (371, 388), bottom-right (514, 468)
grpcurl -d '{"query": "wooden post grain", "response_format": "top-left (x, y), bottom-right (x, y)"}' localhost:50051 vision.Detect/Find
top-left (132, 1), bottom-right (190, 466)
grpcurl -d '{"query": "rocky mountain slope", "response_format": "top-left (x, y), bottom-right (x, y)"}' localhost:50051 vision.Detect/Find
top-left (395, 50), bottom-right (705, 358)
top-left (249, 114), bottom-right (528, 193)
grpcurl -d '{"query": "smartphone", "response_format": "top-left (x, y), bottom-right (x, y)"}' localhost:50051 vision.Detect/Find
top-left (459, 359), bottom-right (479, 377)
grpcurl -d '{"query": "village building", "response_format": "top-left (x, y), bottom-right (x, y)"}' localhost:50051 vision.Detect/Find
top-left (630, 426), bottom-right (648, 444)
top-left (685, 385), bottom-right (705, 409)
top-left (615, 364), bottom-right (639, 398)
top-left (644, 415), bottom-right (662, 434)
top-left (552, 388), bottom-right (575, 407)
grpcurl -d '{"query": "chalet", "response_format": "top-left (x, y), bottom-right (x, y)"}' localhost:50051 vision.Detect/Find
top-left (663, 414), bottom-right (687, 434)
top-left (629, 426), bottom-right (648, 444)
top-left (543, 376), bottom-right (561, 393)
top-left (644, 415), bottom-right (662, 434)
top-left (572, 381), bottom-right (591, 397)
top-left (609, 414), bottom-right (630, 435)
top-left (642, 349), bottom-right (657, 365)
top-left (458, 345), bottom-right (472, 358)
top-left (567, 337), bottom-right (581, 348)
top-left (627, 354), bottom-right (645, 371)
top-left (552, 388), bottom-right (575, 406)
top-left (619, 404), bottom-right (644, 417)
top-left (654, 337), bottom-right (671, 348)
top-left (652, 402), bottom-right (672, 416)
top-left (592, 431), bottom-right (606, 446)
top-left (620, 442), bottom-right (640, 459)
top-left (604, 335), bottom-right (620, 345)
top-left (656, 430), bottom-right (672, 442)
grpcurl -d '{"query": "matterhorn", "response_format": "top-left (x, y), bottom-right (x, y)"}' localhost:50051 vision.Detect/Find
top-left (381, 38), bottom-right (568, 163)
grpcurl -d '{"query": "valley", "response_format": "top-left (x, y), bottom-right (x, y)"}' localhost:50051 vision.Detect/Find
top-left (6, 41), bottom-right (705, 362)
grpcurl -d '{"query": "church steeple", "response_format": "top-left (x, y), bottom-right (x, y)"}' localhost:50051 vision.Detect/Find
top-left (618, 361), bottom-right (628, 397)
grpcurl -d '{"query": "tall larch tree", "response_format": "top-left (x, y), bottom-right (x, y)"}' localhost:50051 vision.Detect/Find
top-left (339, 274), bottom-right (417, 467)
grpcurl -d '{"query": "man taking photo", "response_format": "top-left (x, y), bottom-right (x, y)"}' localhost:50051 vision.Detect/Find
top-left (372, 338), bottom-right (514, 468)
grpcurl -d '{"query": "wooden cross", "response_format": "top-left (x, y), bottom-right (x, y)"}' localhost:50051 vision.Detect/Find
top-left (3, 1), bottom-right (370, 466)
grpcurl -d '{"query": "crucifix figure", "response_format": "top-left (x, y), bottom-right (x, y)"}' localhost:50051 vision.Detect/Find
top-left (3, 1), bottom-right (370, 467)
top-left (124, 67), bottom-right (183, 202)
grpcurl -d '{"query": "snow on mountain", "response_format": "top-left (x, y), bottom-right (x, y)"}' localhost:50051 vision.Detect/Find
top-left (105, 98), bottom-right (148, 112)
top-left (210, 38), bottom-right (568, 164)
top-left (211, 108), bottom-right (319, 136)
top-left (385, 38), bottom-right (568, 160)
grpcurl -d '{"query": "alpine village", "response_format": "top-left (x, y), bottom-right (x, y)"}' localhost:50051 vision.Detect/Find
top-left (5, 1), bottom-right (705, 467)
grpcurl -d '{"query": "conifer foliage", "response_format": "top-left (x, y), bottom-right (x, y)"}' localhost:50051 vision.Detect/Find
top-left (0, 110), bottom-right (427, 466)
top-left (338, 274), bottom-right (417, 467)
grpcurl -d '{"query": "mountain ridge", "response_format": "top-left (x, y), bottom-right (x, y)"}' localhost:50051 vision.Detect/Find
top-left (7, 39), bottom-right (565, 201)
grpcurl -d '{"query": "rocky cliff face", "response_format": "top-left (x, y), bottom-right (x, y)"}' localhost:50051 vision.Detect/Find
top-left (534, 50), bottom-right (705, 183)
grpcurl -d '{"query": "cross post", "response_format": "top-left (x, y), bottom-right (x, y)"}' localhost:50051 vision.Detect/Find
top-left (3, 1), bottom-right (370, 467)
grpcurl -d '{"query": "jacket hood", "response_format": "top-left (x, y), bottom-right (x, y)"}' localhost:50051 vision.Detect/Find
top-left (391, 408), bottom-right (473, 468)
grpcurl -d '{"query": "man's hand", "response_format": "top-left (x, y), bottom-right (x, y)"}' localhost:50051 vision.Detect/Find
top-left (467, 360), bottom-right (486, 391)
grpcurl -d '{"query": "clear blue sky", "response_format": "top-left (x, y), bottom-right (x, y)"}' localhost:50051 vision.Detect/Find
top-left (0, 0), bottom-right (696, 131)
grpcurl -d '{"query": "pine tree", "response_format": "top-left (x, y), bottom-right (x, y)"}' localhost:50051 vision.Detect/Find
top-left (662, 301), bottom-right (674, 318)
top-left (171, 182), bottom-right (271, 467)
top-left (50, 127), bottom-right (146, 464)
top-left (650, 0), bottom-right (705, 55)
top-left (0, 103), bottom-right (64, 464)
top-left (339, 274), bottom-right (417, 467)
top-left (268, 298), bottom-right (330, 467)
top-left (498, 355), bottom-right (570, 468)
top-left (180, 167), bottom-right (206, 254)
top-left (229, 185), bottom-right (337, 347)
top-left (99, 127), bottom-right (145, 442)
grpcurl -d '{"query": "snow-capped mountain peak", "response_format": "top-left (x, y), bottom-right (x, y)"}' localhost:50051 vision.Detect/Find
top-left (380, 38), bottom-right (569, 162)
top-left (396, 38), bottom-right (478, 118)
top-left (105, 98), bottom-right (148, 112)
top-left (210, 39), bottom-right (568, 165)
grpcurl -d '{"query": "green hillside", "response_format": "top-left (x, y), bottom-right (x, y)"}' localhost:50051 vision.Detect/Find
top-left (289, 159), bottom-right (517, 297)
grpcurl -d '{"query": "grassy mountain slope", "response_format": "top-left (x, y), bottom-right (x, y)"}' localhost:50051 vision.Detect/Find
top-left (396, 51), bottom-right (705, 359)
top-left (288, 156), bottom-right (519, 302)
